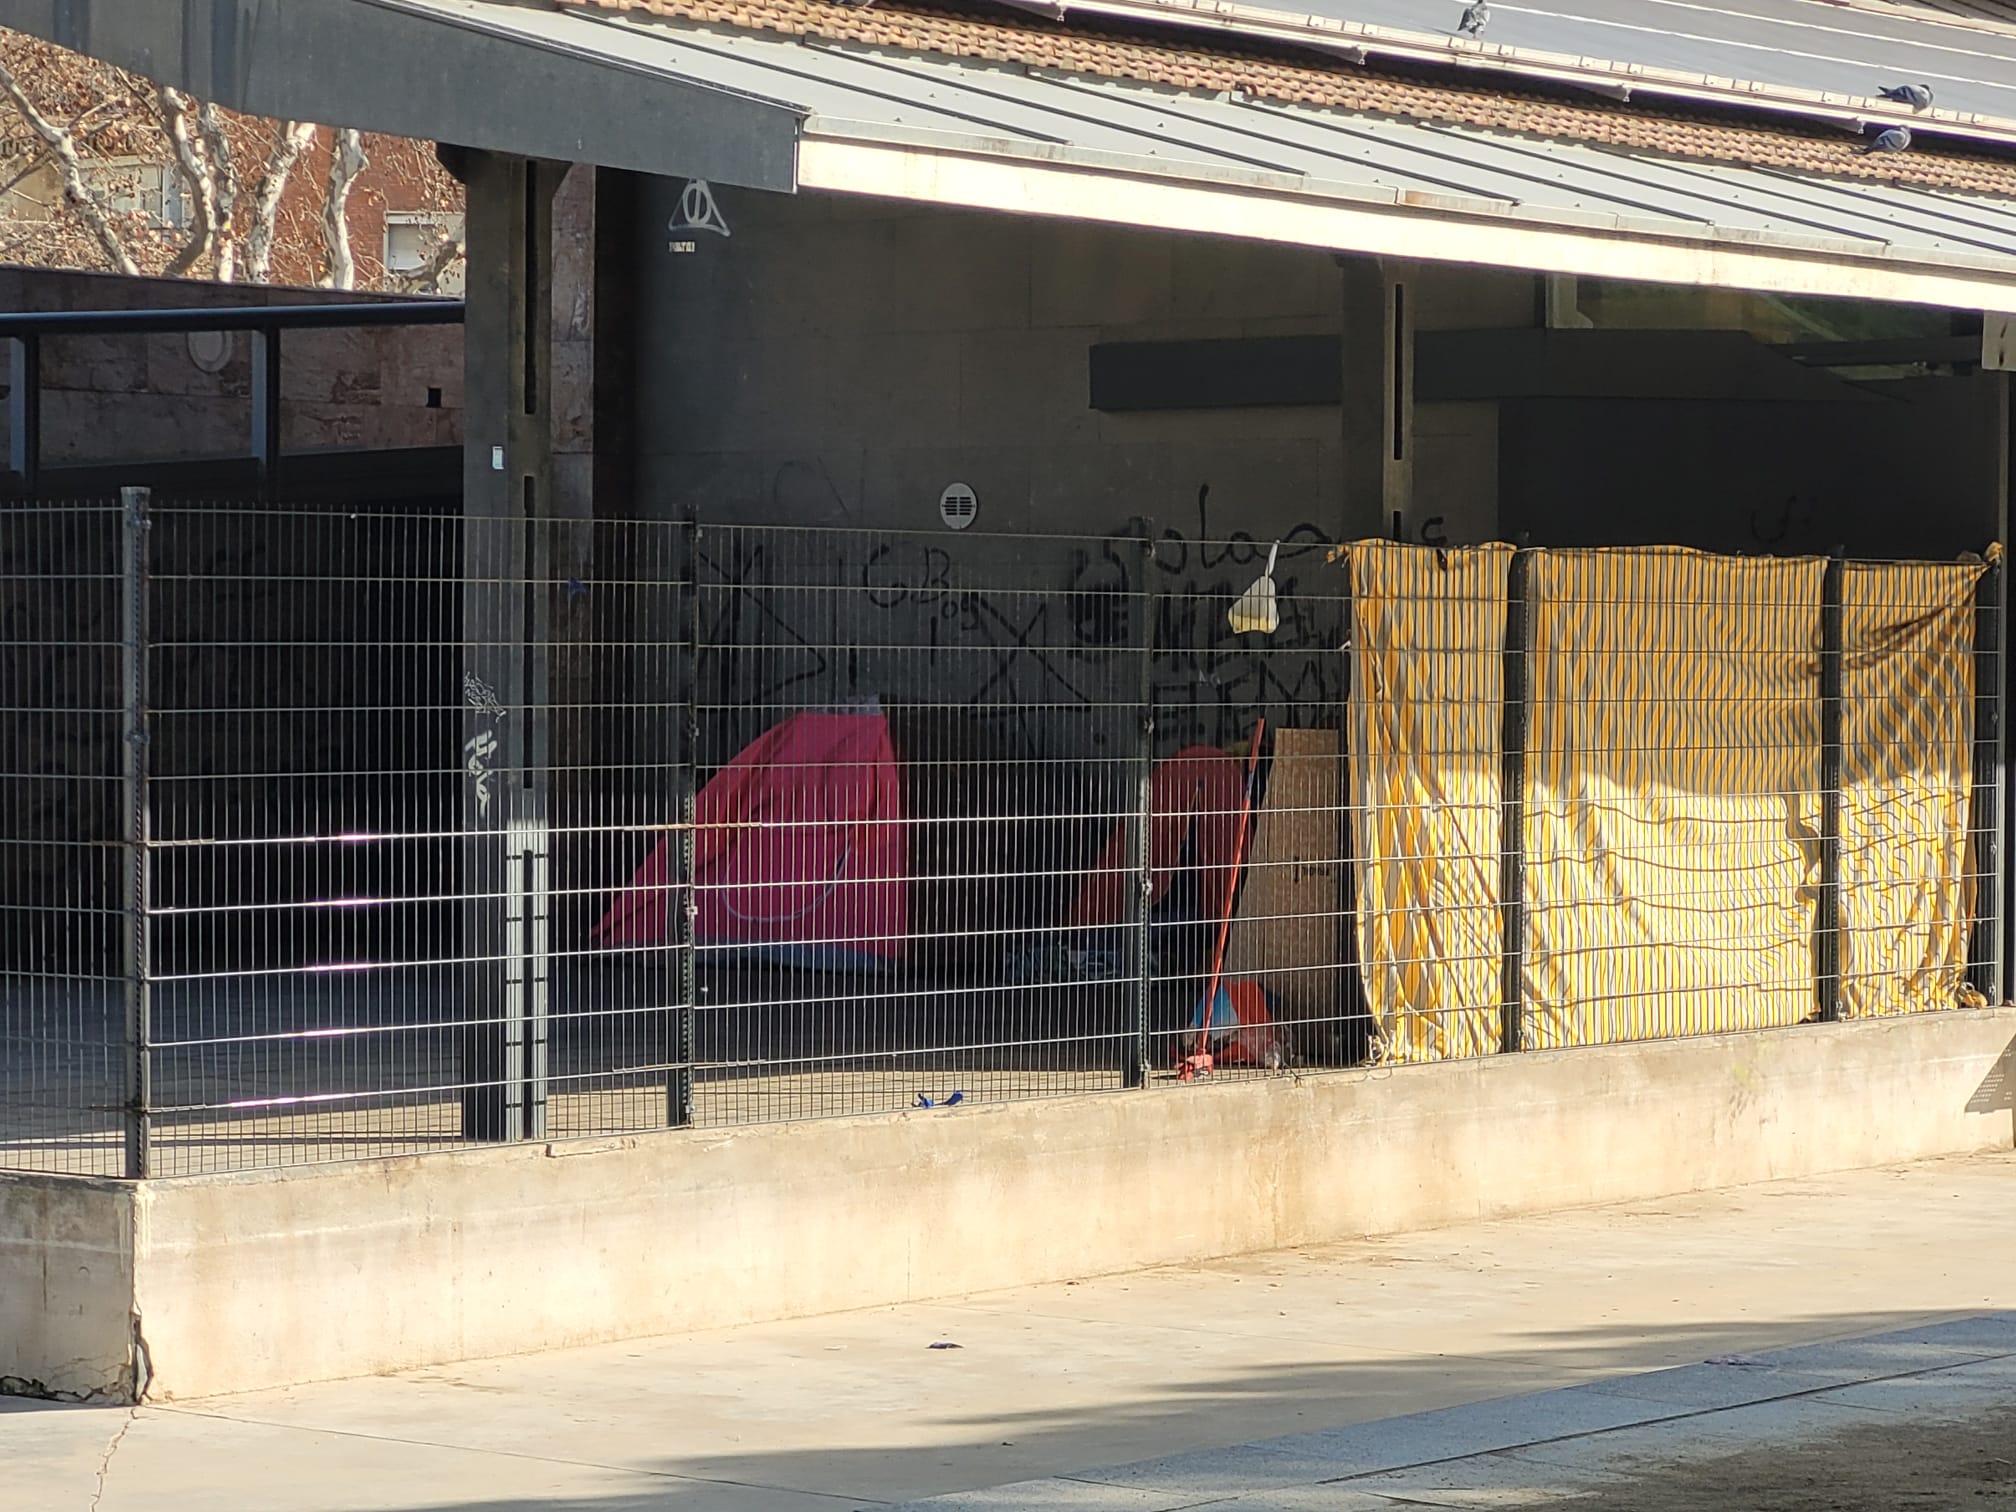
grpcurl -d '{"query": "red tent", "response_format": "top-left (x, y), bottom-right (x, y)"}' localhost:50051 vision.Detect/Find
top-left (593, 710), bottom-right (908, 966)
top-left (1064, 745), bottom-right (1245, 929)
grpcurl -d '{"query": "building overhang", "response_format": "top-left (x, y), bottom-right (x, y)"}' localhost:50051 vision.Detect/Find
top-left (12, 0), bottom-right (2016, 310)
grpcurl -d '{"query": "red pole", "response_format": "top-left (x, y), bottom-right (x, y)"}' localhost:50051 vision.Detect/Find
top-left (1192, 718), bottom-right (1266, 1062)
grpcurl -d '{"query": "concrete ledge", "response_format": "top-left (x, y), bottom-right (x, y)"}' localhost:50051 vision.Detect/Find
top-left (5, 1010), bottom-right (2013, 1401)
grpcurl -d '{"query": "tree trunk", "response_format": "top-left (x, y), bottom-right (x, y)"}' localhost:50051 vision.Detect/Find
top-left (321, 128), bottom-right (368, 291)
top-left (157, 86), bottom-right (218, 278)
top-left (198, 102), bottom-right (240, 284)
top-left (246, 122), bottom-right (316, 284)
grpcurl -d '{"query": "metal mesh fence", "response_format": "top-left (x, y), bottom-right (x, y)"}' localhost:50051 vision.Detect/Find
top-left (0, 501), bottom-right (2001, 1176)
top-left (0, 503), bottom-right (124, 1173)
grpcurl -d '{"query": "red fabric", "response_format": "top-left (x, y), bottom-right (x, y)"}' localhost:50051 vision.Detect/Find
top-left (1211, 981), bottom-right (1285, 1068)
top-left (1064, 746), bottom-right (1245, 929)
top-left (593, 712), bottom-right (908, 957)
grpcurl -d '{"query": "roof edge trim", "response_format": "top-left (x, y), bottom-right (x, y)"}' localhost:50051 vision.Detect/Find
top-left (798, 130), bottom-right (2016, 312)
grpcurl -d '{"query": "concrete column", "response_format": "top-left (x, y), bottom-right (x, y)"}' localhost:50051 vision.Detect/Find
top-left (454, 149), bottom-right (562, 1142)
top-left (1339, 257), bottom-right (1414, 541)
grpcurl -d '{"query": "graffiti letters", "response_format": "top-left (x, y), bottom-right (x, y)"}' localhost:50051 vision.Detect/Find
top-left (464, 728), bottom-right (499, 817)
top-left (463, 670), bottom-right (508, 719)
top-left (688, 501), bottom-right (1347, 757)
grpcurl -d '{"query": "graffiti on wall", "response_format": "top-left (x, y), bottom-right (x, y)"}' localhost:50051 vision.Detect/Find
top-left (694, 487), bottom-right (1347, 757)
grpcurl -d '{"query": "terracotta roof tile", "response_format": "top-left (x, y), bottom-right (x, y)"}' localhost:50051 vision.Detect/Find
top-left (573, 0), bottom-right (2016, 199)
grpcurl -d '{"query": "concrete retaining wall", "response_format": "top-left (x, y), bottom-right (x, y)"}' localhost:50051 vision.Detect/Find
top-left (0, 1173), bottom-right (138, 1401)
top-left (5, 1009), bottom-right (2013, 1402)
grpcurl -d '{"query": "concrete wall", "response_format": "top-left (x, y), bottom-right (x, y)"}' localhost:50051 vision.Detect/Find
top-left (0, 268), bottom-right (464, 466)
top-left (628, 185), bottom-right (2001, 563)
top-left (6, 1008), bottom-right (2008, 1401)
top-left (1502, 374), bottom-right (2007, 557)
top-left (0, 1173), bottom-right (136, 1401)
top-left (632, 185), bottom-right (1529, 542)
top-left (619, 188), bottom-right (1531, 757)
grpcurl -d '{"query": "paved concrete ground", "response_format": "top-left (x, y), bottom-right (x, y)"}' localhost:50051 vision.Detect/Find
top-left (904, 1317), bottom-right (2016, 1510)
top-left (6, 1151), bottom-right (2013, 1512)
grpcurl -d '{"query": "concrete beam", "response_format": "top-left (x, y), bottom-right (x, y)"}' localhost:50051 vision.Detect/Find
top-left (0, 0), bottom-right (797, 190)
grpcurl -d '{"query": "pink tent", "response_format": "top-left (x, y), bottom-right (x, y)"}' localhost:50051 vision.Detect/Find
top-left (593, 711), bottom-right (909, 966)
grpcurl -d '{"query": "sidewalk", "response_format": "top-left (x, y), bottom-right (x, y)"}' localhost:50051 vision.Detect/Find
top-left (6, 1151), bottom-right (2014, 1512)
top-left (897, 1315), bottom-right (2016, 1511)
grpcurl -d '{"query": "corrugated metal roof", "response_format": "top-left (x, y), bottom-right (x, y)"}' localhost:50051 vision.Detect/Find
top-left (578, 0), bottom-right (2016, 199)
top-left (460, 0), bottom-right (2016, 278)
top-left (1012, 0), bottom-right (2016, 145)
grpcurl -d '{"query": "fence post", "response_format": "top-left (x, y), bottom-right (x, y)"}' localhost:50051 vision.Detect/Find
top-left (1971, 556), bottom-right (2004, 1005)
top-left (119, 486), bottom-right (152, 1179)
top-left (670, 521), bottom-right (700, 1128)
top-left (250, 325), bottom-right (281, 506)
top-left (1816, 552), bottom-right (1845, 1023)
top-left (1127, 536), bottom-right (1156, 1086)
top-left (1498, 548), bottom-right (1531, 1053)
top-left (8, 334), bottom-right (40, 490)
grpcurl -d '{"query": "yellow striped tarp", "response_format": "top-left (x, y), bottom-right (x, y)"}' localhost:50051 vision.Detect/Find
top-left (1345, 542), bottom-right (1509, 1062)
top-left (1839, 560), bottom-right (1986, 1017)
top-left (1520, 549), bottom-right (1825, 1048)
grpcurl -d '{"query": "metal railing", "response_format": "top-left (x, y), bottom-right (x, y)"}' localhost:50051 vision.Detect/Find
top-left (2, 301), bottom-right (463, 501)
top-left (0, 499), bottom-right (2000, 1176)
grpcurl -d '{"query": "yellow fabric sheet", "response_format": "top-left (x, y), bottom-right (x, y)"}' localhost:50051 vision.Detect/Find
top-left (1520, 550), bottom-right (1825, 1048)
top-left (1346, 542), bottom-right (1509, 1062)
top-left (1839, 561), bottom-right (1986, 1017)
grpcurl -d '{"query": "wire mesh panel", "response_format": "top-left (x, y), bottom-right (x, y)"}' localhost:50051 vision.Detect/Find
top-left (1521, 550), bottom-right (1829, 1047)
top-left (0, 503), bottom-right (125, 1174)
top-left (671, 524), bottom-right (1147, 1120)
top-left (1142, 534), bottom-right (1359, 1078)
top-left (1341, 542), bottom-right (1510, 1064)
top-left (143, 504), bottom-right (463, 1173)
top-left (0, 510), bottom-right (2005, 1176)
top-left (544, 518), bottom-right (687, 1138)
top-left (135, 506), bottom-right (697, 1170)
top-left (1839, 558), bottom-right (1997, 1017)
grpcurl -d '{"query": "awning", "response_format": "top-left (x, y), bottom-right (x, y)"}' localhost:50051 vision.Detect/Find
top-left (456, 0), bottom-right (2016, 311)
top-left (11, 0), bottom-right (2016, 311)
top-left (0, 0), bottom-right (801, 189)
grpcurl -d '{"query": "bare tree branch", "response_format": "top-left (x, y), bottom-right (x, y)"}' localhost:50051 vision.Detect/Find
top-left (392, 228), bottom-right (465, 296)
top-left (321, 127), bottom-right (367, 290)
top-left (198, 101), bottom-right (240, 283)
top-left (0, 55), bottom-right (140, 276)
top-left (0, 37), bottom-right (459, 291)
top-left (156, 85), bottom-right (216, 277)
top-left (245, 120), bottom-right (315, 285)
top-left (0, 102), bottom-right (136, 208)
